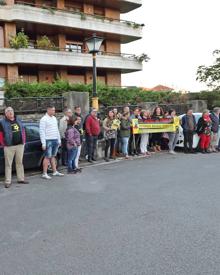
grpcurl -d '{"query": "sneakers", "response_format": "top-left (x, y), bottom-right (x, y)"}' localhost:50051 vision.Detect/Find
top-left (52, 171), bottom-right (64, 177)
top-left (42, 171), bottom-right (64, 180)
top-left (169, 150), bottom-right (177, 155)
top-left (41, 174), bottom-right (52, 180)
top-left (42, 173), bottom-right (52, 180)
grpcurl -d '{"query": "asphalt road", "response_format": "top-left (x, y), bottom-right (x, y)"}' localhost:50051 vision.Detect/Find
top-left (0, 152), bottom-right (220, 275)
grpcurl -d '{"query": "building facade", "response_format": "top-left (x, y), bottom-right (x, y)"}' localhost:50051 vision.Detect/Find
top-left (0, 0), bottom-right (142, 86)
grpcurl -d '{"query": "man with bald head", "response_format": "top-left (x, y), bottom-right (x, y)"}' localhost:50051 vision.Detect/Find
top-left (0, 107), bottom-right (28, 188)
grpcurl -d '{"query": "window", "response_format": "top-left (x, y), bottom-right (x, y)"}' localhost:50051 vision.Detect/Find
top-left (65, 42), bottom-right (83, 53)
top-left (25, 125), bottom-right (40, 142)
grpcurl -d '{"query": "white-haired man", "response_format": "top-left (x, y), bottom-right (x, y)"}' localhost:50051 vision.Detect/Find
top-left (0, 107), bottom-right (29, 188)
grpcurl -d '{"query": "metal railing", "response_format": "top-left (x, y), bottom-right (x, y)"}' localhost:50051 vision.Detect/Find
top-left (4, 45), bottom-right (138, 60)
top-left (4, 96), bottom-right (65, 113)
top-left (14, 1), bottom-right (144, 29)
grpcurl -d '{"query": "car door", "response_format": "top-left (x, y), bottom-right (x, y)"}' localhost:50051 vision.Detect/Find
top-left (23, 124), bottom-right (43, 170)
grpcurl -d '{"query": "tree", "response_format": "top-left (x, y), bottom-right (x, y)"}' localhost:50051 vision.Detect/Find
top-left (197, 49), bottom-right (220, 90)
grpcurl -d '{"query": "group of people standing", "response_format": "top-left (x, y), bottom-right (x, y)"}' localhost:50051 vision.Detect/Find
top-left (0, 104), bottom-right (220, 188)
top-left (102, 106), bottom-right (180, 159)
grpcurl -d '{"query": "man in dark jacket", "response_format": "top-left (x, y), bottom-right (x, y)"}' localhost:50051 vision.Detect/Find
top-left (181, 109), bottom-right (197, 153)
top-left (0, 107), bottom-right (29, 188)
top-left (210, 107), bottom-right (220, 152)
top-left (85, 108), bottom-right (101, 163)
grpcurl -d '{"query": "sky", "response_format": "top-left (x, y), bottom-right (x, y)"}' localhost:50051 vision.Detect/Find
top-left (122, 0), bottom-right (220, 92)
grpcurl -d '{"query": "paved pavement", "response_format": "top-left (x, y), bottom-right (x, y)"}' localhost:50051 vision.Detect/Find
top-left (0, 152), bottom-right (220, 275)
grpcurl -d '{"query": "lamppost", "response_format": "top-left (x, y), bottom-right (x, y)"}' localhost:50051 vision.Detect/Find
top-left (85, 33), bottom-right (104, 110)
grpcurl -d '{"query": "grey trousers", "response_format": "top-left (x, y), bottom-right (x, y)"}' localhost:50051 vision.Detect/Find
top-left (4, 144), bottom-right (25, 184)
top-left (168, 132), bottom-right (179, 151)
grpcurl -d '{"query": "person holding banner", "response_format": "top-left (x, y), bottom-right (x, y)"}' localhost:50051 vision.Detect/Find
top-left (129, 107), bottom-right (141, 156)
top-left (140, 109), bottom-right (151, 156)
top-left (120, 112), bottom-right (131, 159)
top-left (103, 110), bottom-right (120, 162)
top-left (167, 109), bottom-right (180, 154)
top-left (151, 107), bottom-right (164, 152)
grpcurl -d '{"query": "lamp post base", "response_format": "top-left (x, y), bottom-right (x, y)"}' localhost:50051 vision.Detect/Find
top-left (92, 97), bottom-right (99, 110)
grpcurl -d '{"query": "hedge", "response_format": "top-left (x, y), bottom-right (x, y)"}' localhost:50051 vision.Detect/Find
top-left (4, 80), bottom-right (188, 107)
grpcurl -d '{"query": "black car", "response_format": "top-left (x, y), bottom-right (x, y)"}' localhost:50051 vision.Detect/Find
top-left (0, 122), bottom-right (60, 174)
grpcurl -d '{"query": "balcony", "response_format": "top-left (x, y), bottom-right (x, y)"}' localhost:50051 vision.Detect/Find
top-left (119, 0), bottom-right (142, 13)
top-left (78, 0), bottom-right (142, 13)
top-left (0, 48), bottom-right (142, 73)
top-left (0, 4), bottom-right (143, 43)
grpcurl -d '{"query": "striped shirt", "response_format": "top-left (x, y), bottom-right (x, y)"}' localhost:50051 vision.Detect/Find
top-left (39, 113), bottom-right (61, 147)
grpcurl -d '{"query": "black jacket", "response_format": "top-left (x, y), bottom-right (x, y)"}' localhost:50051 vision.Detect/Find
top-left (196, 117), bottom-right (212, 135)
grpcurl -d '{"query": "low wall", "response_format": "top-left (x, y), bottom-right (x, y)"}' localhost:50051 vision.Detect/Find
top-left (63, 91), bottom-right (89, 117)
top-left (187, 100), bottom-right (207, 112)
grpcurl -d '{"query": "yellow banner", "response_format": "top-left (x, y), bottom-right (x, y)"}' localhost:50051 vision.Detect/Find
top-left (132, 117), bottom-right (180, 134)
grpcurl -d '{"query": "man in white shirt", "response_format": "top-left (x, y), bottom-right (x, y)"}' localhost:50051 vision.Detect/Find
top-left (39, 105), bottom-right (64, 180)
top-left (59, 108), bottom-right (73, 165)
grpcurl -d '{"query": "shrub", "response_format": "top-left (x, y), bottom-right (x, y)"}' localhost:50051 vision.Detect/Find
top-left (36, 35), bottom-right (57, 50)
top-left (9, 30), bottom-right (29, 49)
top-left (4, 81), bottom-right (186, 107)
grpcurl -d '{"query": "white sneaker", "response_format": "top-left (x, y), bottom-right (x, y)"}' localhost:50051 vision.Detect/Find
top-left (169, 150), bottom-right (177, 155)
top-left (52, 171), bottom-right (64, 177)
top-left (42, 173), bottom-right (52, 180)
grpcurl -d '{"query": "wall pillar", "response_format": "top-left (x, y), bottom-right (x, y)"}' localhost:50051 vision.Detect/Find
top-left (57, 0), bottom-right (65, 9)
top-left (105, 41), bottom-right (120, 53)
top-left (4, 22), bottom-right (16, 48)
top-left (85, 71), bottom-right (93, 84)
top-left (7, 65), bottom-right (18, 83)
top-left (5, 0), bottom-right (14, 5)
top-left (35, 0), bottom-right (43, 7)
top-left (105, 8), bottom-right (120, 20)
top-left (83, 4), bottom-right (94, 14)
top-left (106, 72), bottom-right (121, 86)
top-left (58, 34), bottom-right (66, 49)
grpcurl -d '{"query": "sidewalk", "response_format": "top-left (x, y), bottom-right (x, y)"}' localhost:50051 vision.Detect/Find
top-left (0, 152), bottom-right (165, 183)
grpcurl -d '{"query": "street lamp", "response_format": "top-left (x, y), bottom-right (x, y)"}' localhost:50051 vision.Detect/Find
top-left (85, 33), bottom-right (104, 110)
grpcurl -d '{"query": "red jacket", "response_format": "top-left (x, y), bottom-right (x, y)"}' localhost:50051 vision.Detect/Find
top-left (85, 115), bottom-right (100, 136)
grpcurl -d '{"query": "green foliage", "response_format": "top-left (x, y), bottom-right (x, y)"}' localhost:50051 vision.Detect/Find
top-left (134, 53), bottom-right (150, 63)
top-left (126, 21), bottom-right (142, 29)
top-left (4, 81), bottom-right (186, 107)
top-left (36, 35), bottom-right (57, 50)
top-left (189, 89), bottom-right (220, 109)
top-left (9, 30), bottom-right (29, 49)
top-left (80, 12), bottom-right (87, 20)
top-left (0, 0), bottom-right (6, 5)
top-left (197, 49), bottom-right (220, 89)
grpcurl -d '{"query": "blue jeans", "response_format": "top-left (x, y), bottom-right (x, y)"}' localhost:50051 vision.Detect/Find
top-left (67, 147), bottom-right (78, 172)
top-left (121, 137), bottom-right (129, 156)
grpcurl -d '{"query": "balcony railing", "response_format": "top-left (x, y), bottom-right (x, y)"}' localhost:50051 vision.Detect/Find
top-left (14, 1), bottom-right (144, 29)
top-left (11, 43), bottom-right (139, 62)
top-left (0, 47), bottom-right (143, 73)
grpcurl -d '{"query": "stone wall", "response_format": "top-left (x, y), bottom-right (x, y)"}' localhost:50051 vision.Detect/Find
top-left (63, 91), bottom-right (90, 117)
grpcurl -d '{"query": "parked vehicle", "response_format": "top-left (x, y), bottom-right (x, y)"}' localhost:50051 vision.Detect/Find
top-left (175, 113), bottom-right (202, 149)
top-left (0, 122), bottom-right (60, 174)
